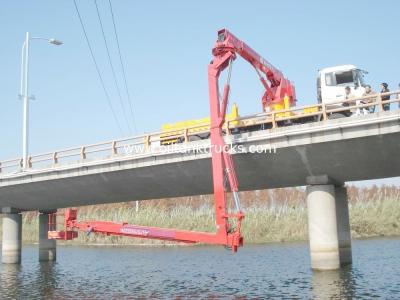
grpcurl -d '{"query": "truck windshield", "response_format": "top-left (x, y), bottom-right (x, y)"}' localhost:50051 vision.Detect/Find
top-left (324, 68), bottom-right (368, 88)
top-left (325, 71), bottom-right (354, 86)
top-left (335, 71), bottom-right (353, 85)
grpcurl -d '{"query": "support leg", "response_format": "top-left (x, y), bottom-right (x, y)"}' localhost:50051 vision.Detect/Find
top-left (2, 213), bottom-right (22, 264)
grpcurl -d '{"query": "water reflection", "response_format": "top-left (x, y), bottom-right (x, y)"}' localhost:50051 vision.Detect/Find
top-left (0, 239), bottom-right (398, 298)
top-left (311, 266), bottom-right (357, 299)
top-left (36, 262), bottom-right (59, 299)
top-left (0, 261), bottom-right (61, 299)
top-left (1, 264), bottom-right (21, 299)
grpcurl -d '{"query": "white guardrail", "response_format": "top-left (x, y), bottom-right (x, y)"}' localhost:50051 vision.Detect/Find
top-left (0, 90), bottom-right (399, 175)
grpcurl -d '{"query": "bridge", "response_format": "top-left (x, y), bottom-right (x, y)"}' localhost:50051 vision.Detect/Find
top-left (1, 92), bottom-right (399, 270)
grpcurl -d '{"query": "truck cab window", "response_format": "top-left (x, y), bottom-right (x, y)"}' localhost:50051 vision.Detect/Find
top-left (335, 71), bottom-right (353, 85)
top-left (325, 73), bottom-right (335, 86)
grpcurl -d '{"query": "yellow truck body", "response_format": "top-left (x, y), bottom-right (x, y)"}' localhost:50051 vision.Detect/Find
top-left (160, 101), bottom-right (321, 144)
top-left (160, 103), bottom-right (239, 144)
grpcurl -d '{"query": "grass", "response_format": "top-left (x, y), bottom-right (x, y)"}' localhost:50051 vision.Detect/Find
top-left (0, 186), bottom-right (399, 246)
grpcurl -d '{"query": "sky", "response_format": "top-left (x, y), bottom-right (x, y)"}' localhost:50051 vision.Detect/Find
top-left (0, 1), bottom-right (399, 185)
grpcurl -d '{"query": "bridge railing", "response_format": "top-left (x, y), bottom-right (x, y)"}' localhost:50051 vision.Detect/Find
top-left (0, 90), bottom-right (399, 175)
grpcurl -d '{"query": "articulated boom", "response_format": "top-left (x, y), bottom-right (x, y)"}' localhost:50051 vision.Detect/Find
top-left (48, 209), bottom-right (243, 250)
top-left (213, 29), bottom-right (296, 111)
top-left (48, 29), bottom-right (291, 253)
top-left (48, 29), bottom-right (250, 252)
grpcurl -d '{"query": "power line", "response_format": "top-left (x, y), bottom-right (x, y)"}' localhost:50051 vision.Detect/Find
top-left (73, 0), bottom-right (124, 136)
top-left (108, 0), bottom-right (137, 133)
top-left (94, 0), bottom-right (133, 134)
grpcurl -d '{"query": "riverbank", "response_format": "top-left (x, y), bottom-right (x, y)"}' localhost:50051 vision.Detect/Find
top-left (1, 187), bottom-right (399, 245)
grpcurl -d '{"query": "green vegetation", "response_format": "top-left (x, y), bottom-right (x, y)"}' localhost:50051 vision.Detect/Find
top-left (0, 186), bottom-right (399, 246)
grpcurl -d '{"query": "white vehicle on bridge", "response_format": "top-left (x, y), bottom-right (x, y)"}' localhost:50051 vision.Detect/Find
top-left (160, 64), bottom-right (373, 144)
top-left (317, 64), bottom-right (369, 108)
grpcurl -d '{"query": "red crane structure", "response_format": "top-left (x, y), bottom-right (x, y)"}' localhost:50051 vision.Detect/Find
top-left (48, 29), bottom-right (295, 253)
top-left (210, 29), bottom-right (295, 113)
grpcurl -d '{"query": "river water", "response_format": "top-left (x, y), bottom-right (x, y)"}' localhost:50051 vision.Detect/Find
top-left (0, 238), bottom-right (399, 299)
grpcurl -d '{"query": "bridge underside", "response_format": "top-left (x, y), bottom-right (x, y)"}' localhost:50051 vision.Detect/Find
top-left (0, 112), bottom-right (399, 211)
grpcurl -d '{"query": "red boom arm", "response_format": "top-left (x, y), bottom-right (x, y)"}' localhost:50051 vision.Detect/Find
top-left (212, 29), bottom-right (296, 111)
top-left (48, 209), bottom-right (243, 249)
top-left (48, 29), bottom-right (292, 253)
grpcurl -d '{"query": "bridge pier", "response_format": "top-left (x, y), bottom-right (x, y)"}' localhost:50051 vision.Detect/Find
top-left (39, 211), bottom-right (56, 262)
top-left (306, 179), bottom-right (352, 270)
top-left (1, 213), bottom-right (22, 264)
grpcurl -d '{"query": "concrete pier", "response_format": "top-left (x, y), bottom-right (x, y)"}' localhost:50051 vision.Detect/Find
top-left (39, 212), bottom-right (56, 262)
top-left (1, 213), bottom-right (22, 264)
top-left (335, 186), bottom-right (352, 265)
top-left (306, 184), bottom-right (352, 270)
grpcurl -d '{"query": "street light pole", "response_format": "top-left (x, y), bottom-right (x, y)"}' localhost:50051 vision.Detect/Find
top-left (21, 32), bottom-right (30, 169)
top-left (20, 32), bottom-right (63, 169)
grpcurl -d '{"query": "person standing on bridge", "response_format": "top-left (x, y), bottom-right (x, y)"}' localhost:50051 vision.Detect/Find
top-left (345, 86), bottom-right (355, 100)
top-left (344, 86), bottom-right (356, 115)
top-left (380, 82), bottom-right (390, 111)
top-left (362, 85), bottom-right (376, 113)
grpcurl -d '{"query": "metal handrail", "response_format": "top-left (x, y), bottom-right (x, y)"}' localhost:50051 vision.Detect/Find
top-left (1, 90), bottom-right (399, 175)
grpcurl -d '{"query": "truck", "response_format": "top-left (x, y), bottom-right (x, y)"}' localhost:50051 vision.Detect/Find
top-left (160, 63), bottom-right (371, 142)
top-left (317, 64), bottom-right (368, 105)
top-left (317, 65), bottom-right (371, 119)
top-left (48, 29), bottom-right (373, 253)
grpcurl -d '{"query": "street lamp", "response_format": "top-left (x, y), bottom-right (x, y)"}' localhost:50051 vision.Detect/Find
top-left (20, 32), bottom-right (63, 169)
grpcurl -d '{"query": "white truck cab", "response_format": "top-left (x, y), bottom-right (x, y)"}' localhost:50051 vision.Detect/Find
top-left (317, 65), bottom-right (368, 106)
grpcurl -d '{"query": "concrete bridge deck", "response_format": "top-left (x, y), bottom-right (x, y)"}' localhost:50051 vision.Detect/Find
top-left (1, 110), bottom-right (399, 212)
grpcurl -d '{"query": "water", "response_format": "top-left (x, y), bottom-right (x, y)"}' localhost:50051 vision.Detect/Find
top-left (0, 238), bottom-right (399, 299)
